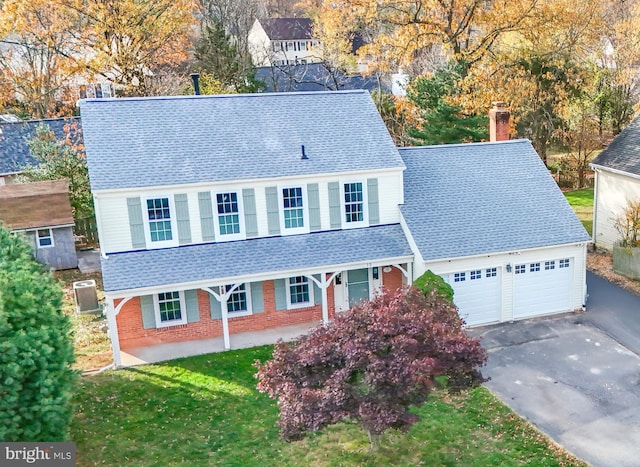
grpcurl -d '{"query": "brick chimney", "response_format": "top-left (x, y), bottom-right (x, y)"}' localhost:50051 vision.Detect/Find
top-left (489, 101), bottom-right (510, 142)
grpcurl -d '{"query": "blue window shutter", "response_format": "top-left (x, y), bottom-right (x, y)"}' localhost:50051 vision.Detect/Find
top-left (250, 282), bottom-right (264, 314)
top-left (243, 188), bottom-right (258, 237)
top-left (140, 295), bottom-right (155, 329)
top-left (175, 193), bottom-right (192, 245)
top-left (274, 279), bottom-right (287, 310)
top-left (209, 289), bottom-right (222, 320)
top-left (307, 183), bottom-right (321, 231)
top-left (313, 274), bottom-right (322, 305)
top-left (198, 192), bottom-right (216, 242)
top-left (328, 182), bottom-right (341, 229)
top-left (265, 186), bottom-right (281, 235)
top-left (184, 290), bottom-right (200, 323)
top-left (127, 197), bottom-right (146, 249)
top-left (367, 178), bottom-right (380, 225)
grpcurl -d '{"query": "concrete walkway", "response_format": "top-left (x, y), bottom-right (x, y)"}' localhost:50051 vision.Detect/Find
top-left (120, 321), bottom-right (322, 367)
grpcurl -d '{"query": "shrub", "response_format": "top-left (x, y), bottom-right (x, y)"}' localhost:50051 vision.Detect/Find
top-left (412, 270), bottom-right (454, 302)
top-left (255, 287), bottom-right (487, 449)
top-left (614, 199), bottom-right (640, 248)
top-left (0, 226), bottom-right (77, 441)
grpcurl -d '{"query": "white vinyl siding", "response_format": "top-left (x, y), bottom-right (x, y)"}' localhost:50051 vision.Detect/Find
top-left (93, 168), bottom-right (404, 253)
top-left (594, 169), bottom-right (638, 250)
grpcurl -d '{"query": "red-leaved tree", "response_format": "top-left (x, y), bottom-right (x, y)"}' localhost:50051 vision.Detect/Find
top-left (255, 287), bottom-right (487, 448)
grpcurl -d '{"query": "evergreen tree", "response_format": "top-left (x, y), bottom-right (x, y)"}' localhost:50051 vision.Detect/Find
top-left (408, 61), bottom-right (488, 145)
top-left (0, 226), bottom-right (77, 441)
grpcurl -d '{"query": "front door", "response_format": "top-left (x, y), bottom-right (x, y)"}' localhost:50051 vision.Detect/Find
top-left (348, 268), bottom-right (370, 308)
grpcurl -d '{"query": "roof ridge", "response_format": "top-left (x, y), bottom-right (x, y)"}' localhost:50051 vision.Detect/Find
top-left (398, 139), bottom-right (530, 152)
top-left (79, 89), bottom-right (368, 105)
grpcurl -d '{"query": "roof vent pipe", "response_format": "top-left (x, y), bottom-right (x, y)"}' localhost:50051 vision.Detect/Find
top-left (190, 73), bottom-right (201, 96)
top-left (301, 145), bottom-right (308, 160)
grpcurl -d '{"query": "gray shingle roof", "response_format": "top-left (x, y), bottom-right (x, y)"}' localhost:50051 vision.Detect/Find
top-left (0, 117), bottom-right (82, 175)
top-left (79, 90), bottom-right (404, 191)
top-left (259, 18), bottom-right (313, 40)
top-left (591, 115), bottom-right (640, 176)
top-left (101, 224), bottom-right (413, 293)
top-left (400, 140), bottom-right (590, 262)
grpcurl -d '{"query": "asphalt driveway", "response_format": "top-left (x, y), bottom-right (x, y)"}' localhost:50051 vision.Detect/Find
top-left (471, 272), bottom-right (640, 466)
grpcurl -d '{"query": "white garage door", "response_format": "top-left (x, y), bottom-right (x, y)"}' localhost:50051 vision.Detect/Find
top-left (446, 267), bottom-right (501, 326)
top-left (513, 258), bottom-right (572, 319)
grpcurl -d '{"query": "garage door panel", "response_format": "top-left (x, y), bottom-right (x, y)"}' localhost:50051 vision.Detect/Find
top-left (447, 268), bottom-right (501, 326)
top-left (514, 259), bottom-right (572, 319)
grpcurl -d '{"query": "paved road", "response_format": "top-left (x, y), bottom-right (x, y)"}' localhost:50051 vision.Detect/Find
top-left (472, 272), bottom-right (640, 467)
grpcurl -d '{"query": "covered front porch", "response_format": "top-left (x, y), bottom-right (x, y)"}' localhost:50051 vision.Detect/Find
top-left (120, 321), bottom-right (321, 367)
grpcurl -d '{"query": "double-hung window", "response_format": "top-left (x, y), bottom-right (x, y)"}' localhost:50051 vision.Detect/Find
top-left (225, 284), bottom-right (251, 316)
top-left (36, 228), bottom-right (53, 248)
top-left (344, 182), bottom-right (365, 225)
top-left (146, 197), bottom-right (173, 243)
top-left (155, 291), bottom-right (186, 327)
top-left (216, 192), bottom-right (241, 236)
top-left (287, 276), bottom-right (313, 308)
top-left (283, 187), bottom-right (304, 229)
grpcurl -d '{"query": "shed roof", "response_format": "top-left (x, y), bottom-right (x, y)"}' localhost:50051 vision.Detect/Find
top-left (259, 18), bottom-right (313, 40)
top-left (101, 224), bottom-right (413, 293)
top-left (79, 90), bottom-right (404, 191)
top-left (399, 140), bottom-right (590, 262)
top-left (0, 117), bottom-right (82, 176)
top-left (0, 179), bottom-right (74, 230)
top-left (591, 115), bottom-right (640, 176)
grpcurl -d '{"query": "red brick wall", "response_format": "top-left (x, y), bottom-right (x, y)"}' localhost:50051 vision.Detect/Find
top-left (116, 278), bottom-right (336, 349)
top-left (382, 266), bottom-right (405, 293)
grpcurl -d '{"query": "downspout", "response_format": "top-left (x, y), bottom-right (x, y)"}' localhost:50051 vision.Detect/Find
top-left (591, 168), bottom-right (599, 250)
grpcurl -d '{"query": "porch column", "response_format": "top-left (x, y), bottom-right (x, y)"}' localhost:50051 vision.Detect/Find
top-left (309, 272), bottom-right (340, 325)
top-left (105, 298), bottom-right (122, 367)
top-left (220, 297), bottom-right (230, 350)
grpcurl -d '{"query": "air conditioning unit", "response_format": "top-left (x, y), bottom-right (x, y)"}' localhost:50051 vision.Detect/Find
top-left (73, 280), bottom-right (101, 313)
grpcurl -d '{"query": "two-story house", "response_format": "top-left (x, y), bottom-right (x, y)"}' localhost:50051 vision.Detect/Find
top-left (248, 18), bottom-right (321, 67)
top-left (79, 91), bottom-right (590, 367)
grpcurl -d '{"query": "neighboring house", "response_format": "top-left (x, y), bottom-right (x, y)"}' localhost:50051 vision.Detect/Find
top-left (255, 63), bottom-right (390, 93)
top-left (248, 18), bottom-right (321, 67)
top-left (79, 91), bottom-right (589, 367)
top-left (591, 115), bottom-right (640, 250)
top-left (0, 179), bottom-right (78, 269)
top-left (0, 116), bottom-right (82, 185)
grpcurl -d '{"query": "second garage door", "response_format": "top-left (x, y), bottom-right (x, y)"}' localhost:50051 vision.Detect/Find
top-left (446, 267), bottom-right (501, 326)
top-left (513, 258), bottom-right (573, 319)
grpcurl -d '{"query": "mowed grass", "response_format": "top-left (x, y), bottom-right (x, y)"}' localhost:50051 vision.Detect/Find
top-left (565, 188), bottom-right (594, 236)
top-left (71, 346), bottom-right (584, 466)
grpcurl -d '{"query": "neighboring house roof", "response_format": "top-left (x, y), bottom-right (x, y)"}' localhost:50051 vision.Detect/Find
top-left (591, 115), bottom-right (640, 176)
top-left (255, 64), bottom-right (391, 93)
top-left (259, 18), bottom-right (313, 41)
top-left (0, 179), bottom-right (74, 230)
top-left (101, 224), bottom-right (413, 293)
top-left (0, 117), bottom-right (82, 176)
top-left (399, 140), bottom-right (591, 262)
top-left (79, 90), bottom-right (404, 191)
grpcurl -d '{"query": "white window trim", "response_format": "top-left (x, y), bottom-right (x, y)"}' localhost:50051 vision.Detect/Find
top-left (154, 291), bottom-right (187, 328)
top-left (36, 228), bottom-right (54, 249)
top-left (279, 184), bottom-right (309, 235)
top-left (341, 180), bottom-right (368, 229)
top-left (213, 191), bottom-right (246, 242)
top-left (225, 283), bottom-right (252, 318)
top-left (286, 276), bottom-right (314, 309)
top-left (142, 194), bottom-right (179, 249)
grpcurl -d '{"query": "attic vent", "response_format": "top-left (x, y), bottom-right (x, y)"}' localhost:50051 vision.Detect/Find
top-left (301, 145), bottom-right (308, 160)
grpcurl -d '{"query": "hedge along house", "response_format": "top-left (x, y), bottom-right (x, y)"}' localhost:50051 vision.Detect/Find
top-left (79, 91), bottom-right (413, 367)
top-left (80, 91), bottom-right (589, 367)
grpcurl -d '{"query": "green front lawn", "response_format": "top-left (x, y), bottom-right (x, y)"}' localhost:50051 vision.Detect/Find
top-left (70, 347), bottom-right (584, 466)
top-left (565, 188), bottom-right (594, 236)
